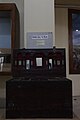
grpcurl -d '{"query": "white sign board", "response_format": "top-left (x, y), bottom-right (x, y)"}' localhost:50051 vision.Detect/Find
top-left (27, 32), bottom-right (53, 49)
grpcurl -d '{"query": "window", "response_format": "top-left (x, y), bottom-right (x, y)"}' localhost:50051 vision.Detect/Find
top-left (68, 9), bottom-right (80, 74)
top-left (0, 4), bottom-right (20, 75)
top-left (0, 11), bottom-right (11, 74)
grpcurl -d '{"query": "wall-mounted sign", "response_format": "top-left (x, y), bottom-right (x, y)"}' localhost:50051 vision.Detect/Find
top-left (27, 32), bottom-right (53, 49)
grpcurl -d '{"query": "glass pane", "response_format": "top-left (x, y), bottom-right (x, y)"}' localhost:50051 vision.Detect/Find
top-left (0, 11), bottom-right (11, 72)
top-left (72, 13), bottom-right (80, 70)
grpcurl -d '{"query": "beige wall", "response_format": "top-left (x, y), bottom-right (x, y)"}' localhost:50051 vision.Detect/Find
top-left (0, 76), bottom-right (12, 98)
top-left (55, 8), bottom-right (80, 96)
top-left (24, 0), bottom-right (55, 47)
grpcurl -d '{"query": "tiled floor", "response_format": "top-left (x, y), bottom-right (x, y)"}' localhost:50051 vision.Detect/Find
top-left (0, 96), bottom-right (80, 120)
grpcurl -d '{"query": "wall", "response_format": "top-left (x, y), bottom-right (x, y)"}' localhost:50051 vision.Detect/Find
top-left (55, 8), bottom-right (80, 96)
top-left (0, 76), bottom-right (12, 98)
top-left (24, 0), bottom-right (55, 48)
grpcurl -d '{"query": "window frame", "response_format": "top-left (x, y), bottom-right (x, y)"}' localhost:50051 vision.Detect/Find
top-left (68, 9), bottom-right (80, 74)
